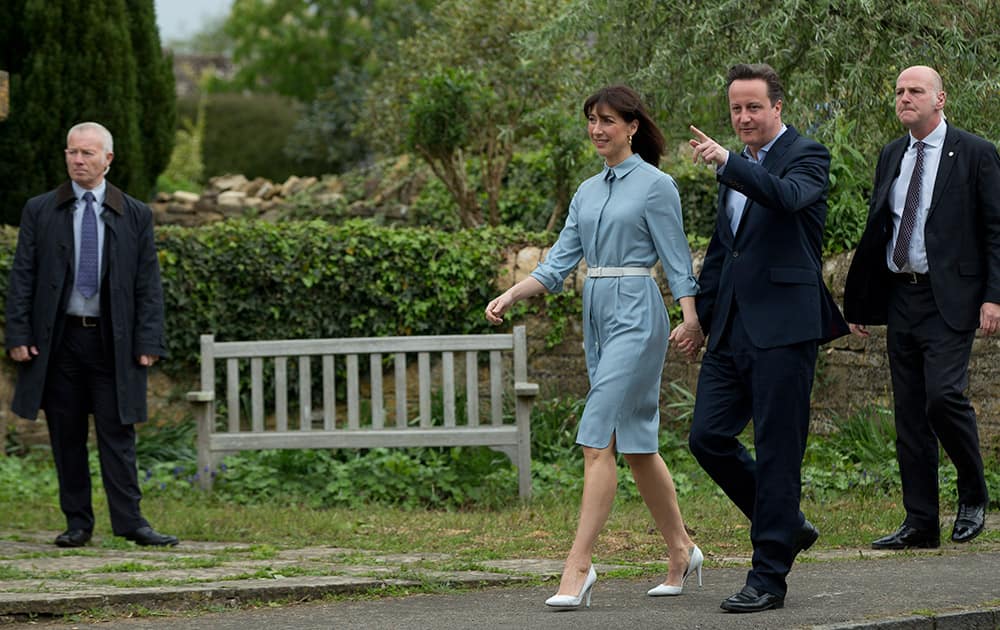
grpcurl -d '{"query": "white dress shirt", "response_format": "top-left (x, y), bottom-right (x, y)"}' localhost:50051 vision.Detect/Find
top-left (886, 119), bottom-right (947, 274)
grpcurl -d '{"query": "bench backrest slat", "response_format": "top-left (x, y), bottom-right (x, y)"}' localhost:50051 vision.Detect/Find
top-left (370, 353), bottom-right (384, 429)
top-left (275, 357), bottom-right (288, 432)
top-left (322, 355), bottom-right (336, 430)
top-left (226, 358), bottom-right (239, 432)
top-left (489, 350), bottom-right (502, 425)
top-left (440, 351), bottom-right (453, 427)
top-left (346, 354), bottom-right (360, 429)
top-left (394, 352), bottom-right (407, 428)
top-left (466, 351), bottom-right (479, 427)
top-left (299, 356), bottom-right (312, 431)
top-left (418, 352), bottom-right (431, 427)
top-left (251, 357), bottom-right (264, 432)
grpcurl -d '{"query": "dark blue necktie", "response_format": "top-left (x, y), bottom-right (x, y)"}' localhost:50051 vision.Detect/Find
top-left (78, 192), bottom-right (99, 298)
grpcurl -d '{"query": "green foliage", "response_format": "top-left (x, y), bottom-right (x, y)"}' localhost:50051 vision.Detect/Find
top-left (407, 68), bottom-right (481, 159)
top-left (200, 92), bottom-right (312, 180)
top-left (158, 94), bottom-right (206, 193)
top-left (518, 0), bottom-right (1000, 253)
top-left (125, 0), bottom-right (176, 186)
top-left (0, 452), bottom-right (59, 504)
top-left (522, 0), bottom-right (1000, 161)
top-left (410, 177), bottom-right (461, 230)
top-left (282, 67), bottom-right (371, 174)
top-left (218, 0), bottom-right (433, 174)
top-left (363, 0), bottom-right (580, 227)
top-left (223, 0), bottom-right (433, 103)
top-left (802, 406), bottom-right (901, 498)
top-left (663, 153), bottom-right (721, 241)
top-left (0, 0), bottom-right (174, 223)
top-left (823, 117), bottom-right (872, 254)
top-left (152, 220), bottom-right (536, 369)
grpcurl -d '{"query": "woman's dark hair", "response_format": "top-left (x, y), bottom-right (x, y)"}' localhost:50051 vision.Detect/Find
top-left (583, 85), bottom-right (665, 167)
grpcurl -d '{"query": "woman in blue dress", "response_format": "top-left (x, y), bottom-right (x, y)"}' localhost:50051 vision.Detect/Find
top-left (486, 85), bottom-right (704, 608)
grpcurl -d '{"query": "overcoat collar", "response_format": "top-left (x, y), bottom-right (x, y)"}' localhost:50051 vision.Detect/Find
top-left (54, 180), bottom-right (125, 215)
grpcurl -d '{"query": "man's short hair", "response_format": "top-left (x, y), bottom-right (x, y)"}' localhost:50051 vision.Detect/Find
top-left (726, 63), bottom-right (785, 105)
top-left (67, 122), bottom-right (114, 153)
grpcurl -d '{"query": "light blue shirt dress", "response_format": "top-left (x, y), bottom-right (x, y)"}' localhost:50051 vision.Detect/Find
top-left (531, 153), bottom-right (699, 453)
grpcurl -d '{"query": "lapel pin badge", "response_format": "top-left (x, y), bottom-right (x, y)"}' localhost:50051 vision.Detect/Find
top-left (948, 151), bottom-right (954, 157)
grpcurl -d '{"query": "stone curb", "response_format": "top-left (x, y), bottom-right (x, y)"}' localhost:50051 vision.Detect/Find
top-left (0, 571), bottom-right (530, 616)
top-left (812, 607), bottom-right (1000, 629)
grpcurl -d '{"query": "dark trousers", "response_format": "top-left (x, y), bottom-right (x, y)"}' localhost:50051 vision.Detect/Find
top-left (887, 281), bottom-right (988, 531)
top-left (42, 323), bottom-right (147, 535)
top-left (689, 308), bottom-right (817, 598)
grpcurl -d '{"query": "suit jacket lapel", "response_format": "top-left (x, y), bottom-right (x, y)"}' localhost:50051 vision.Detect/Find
top-left (873, 137), bottom-right (908, 221)
top-left (928, 126), bottom-right (960, 216)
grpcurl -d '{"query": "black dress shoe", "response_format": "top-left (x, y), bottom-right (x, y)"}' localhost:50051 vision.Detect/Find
top-left (871, 524), bottom-right (939, 550)
top-left (793, 519), bottom-right (819, 556)
top-left (122, 526), bottom-right (179, 547)
top-left (54, 529), bottom-right (92, 548)
top-left (720, 585), bottom-right (784, 613)
top-left (951, 504), bottom-right (986, 543)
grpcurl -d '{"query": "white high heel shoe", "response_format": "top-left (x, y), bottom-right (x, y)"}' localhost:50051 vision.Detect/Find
top-left (545, 566), bottom-right (597, 609)
top-left (647, 545), bottom-right (704, 596)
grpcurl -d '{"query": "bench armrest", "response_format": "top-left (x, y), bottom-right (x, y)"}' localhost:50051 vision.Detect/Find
top-left (186, 391), bottom-right (216, 403)
top-left (514, 382), bottom-right (539, 397)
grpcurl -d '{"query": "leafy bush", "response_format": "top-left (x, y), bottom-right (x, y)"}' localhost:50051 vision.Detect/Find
top-left (201, 92), bottom-right (317, 181)
top-left (823, 117), bottom-right (872, 254)
top-left (662, 155), bottom-right (720, 241)
top-left (153, 219), bottom-right (547, 371)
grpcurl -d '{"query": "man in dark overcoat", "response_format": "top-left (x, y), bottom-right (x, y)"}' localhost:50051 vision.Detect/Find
top-left (5, 121), bottom-right (177, 547)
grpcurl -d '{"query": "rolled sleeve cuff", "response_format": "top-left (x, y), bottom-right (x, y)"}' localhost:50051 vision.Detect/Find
top-left (530, 268), bottom-right (566, 294)
top-left (667, 275), bottom-right (700, 300)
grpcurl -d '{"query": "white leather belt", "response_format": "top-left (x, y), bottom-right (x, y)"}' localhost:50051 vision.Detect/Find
top-left (586, 266), bottom-right (654, 278)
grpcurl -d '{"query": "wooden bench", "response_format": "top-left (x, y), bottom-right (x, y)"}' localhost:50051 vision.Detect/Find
top-left (187, 326), bottom-right (538, 498)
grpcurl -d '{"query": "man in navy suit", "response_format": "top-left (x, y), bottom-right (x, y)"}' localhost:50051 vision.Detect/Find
top-left (844, 65), bottom-right (998, 550)
top-left (686, 63), bottom-right (848, 613)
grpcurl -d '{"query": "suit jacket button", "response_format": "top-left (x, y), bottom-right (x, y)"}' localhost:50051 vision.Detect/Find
top-left (732, 251), bottom-right (740, 257)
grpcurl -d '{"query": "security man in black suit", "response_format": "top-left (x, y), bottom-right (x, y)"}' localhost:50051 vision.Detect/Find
top-left (5, 122), bottom-right (178, 547)
top-left (845, 65), bottom-right (998, 550)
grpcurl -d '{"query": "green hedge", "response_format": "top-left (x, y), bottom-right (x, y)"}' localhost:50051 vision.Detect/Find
top-left (157, 220), bottom-right (546, 371)
top-left (0, 221), bottom-right (548, 375)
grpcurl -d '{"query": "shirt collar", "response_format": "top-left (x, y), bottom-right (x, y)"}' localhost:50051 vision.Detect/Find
top-left (604, 153), bottom-right (644, 180)
top-left (743, 124), bottom-right (788, 162)
top-left (910, 118), bottom-right (947, 149)
top-left (71, 180), bottom-right (107, 207)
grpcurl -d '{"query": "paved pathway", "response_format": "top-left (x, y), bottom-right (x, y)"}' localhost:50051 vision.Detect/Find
top-left (1, 530), bottom-right (998, 629)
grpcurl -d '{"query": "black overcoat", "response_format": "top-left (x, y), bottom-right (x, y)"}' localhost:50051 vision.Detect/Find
top-left (5, 181), bottom-right (167, 423)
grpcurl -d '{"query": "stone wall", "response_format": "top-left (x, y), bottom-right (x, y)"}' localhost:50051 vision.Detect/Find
top-left (151, 157), bottom-right (427, 227)
top-left (497, 247), bottom-right (1000, 447)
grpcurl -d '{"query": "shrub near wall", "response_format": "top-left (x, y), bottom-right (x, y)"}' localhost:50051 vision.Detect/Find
top-left (0, 220), bottom-right (545, 375)
top-left (154, 219), bottom-right (544, 371)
